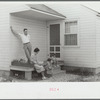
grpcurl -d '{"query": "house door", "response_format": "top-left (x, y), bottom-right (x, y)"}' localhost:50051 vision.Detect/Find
top-left (49, 24), bottom-right (61, 59)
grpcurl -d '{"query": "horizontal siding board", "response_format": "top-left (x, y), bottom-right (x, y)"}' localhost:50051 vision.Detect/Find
top-left (47, 4), bottom-right (96, 68)
top-left (0, 4), bottom-right (47, 70)
top-left (0, 3), bottom-right (99, 70)
top-left (96, 17), bottom-right (100, 67)
top-left (10, 16), bottom-right (47, 62)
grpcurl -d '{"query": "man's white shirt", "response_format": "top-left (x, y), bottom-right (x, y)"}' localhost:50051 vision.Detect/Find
top-left (18, 33), bottom-right (30, 43)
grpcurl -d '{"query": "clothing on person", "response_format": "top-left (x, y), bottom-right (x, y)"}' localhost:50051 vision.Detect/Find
top-left (44, 58), bottom-right (52, 70)
top-left (31, 53), bottom-right (45, 73)
top-left (23, 42), bottom-right (32, 63)
top-left (18, 33), bottom-right (31, 63)
top-left (18, 33), bottom-right (30, 44)
top-left (33, 64), bottom-right (45, 73)
top-left (10, 27), bottom-right (32, 64)
top-left (51, 56), bottom-right (57, 67)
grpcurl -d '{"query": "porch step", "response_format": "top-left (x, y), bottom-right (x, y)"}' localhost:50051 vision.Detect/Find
top-left (47, 66), bottom-right (65, 75)
top-left (53, 68), bottom-right (65, 75)
top-left (47, 60), bottom-right (65, 75)
top-left (53, 60), bottom-right (65, 75)
top-left (57, 60), bottom-right (64, 66)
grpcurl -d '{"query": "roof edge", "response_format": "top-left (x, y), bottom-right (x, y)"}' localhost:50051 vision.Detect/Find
top-left (81, 4), bottom-right (99, 14)
top-left (30, 9), bottom-right (66, 19)
top-left (43, 4), bottom-right (66, 18)
top-left (27, 4), bottom-right (66, 18)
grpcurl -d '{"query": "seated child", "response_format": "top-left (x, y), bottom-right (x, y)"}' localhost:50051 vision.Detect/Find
top-left (42, 58), bottom-right (53, 75)
top-left (51, 54), bottom-right (58, 67)
top-left (44, 58), bottom-right (52, 70)
top-left (31, 48), bottom-right (46, 80)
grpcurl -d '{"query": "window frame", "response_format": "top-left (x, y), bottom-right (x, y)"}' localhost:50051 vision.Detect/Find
top-left (64, 18), bottom-right (80, 47)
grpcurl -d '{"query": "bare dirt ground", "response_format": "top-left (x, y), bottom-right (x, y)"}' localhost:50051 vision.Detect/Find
top-left (1, 67), bottom-right (100, 82)
top-left (10, 71), bottom-right (100, 82)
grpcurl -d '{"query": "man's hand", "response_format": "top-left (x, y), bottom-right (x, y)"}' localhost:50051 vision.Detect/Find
top-left (10, 26), bottom-right (13, 32)
top-left (10, 26), bottom-right (12, 29)
top-left (10, 26), bottom-right (19, 36)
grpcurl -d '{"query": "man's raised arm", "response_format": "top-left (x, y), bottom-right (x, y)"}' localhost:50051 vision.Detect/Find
top-left (10, 26), bottom-right (20, 37)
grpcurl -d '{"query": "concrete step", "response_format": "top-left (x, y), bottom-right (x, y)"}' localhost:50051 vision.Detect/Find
top-left (47, 66), bottom-right (66, 75)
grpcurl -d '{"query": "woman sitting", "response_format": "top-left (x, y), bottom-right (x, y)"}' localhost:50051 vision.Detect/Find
top-left (31, 48), bottom-right (46, 80)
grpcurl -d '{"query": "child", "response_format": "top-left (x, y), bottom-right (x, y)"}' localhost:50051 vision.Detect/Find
top-left (44, 58), bottom-right (53, 75)
top-left (51, 54), bottom-right (58, 67)
top-left (31, 48), bottom-right (46, 80)
top-left (45, 58), bottom-right (52, 70)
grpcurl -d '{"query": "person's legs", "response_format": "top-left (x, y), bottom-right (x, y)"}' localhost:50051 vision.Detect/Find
top-left (34, 64), bottom-right (46, 80)
top-left (27, 43), bottom-right (32, 56)
top-left (41, 71), bottom-right (45, 77)
top-left (41, 71), bottom-right (46, 80)
top-left (23, 44), bottom-right (31, 63)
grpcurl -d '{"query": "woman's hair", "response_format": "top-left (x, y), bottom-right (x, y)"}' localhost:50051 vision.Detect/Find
top-left (23, 28), bottom-right (28, 32)
top-left (34, 48), bottom-right (40, 52)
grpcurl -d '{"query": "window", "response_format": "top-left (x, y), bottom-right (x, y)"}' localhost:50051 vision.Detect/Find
top-left (50, 46), bottom-right (60, 58)
top-left (64, 20), bottom-right (78, 46)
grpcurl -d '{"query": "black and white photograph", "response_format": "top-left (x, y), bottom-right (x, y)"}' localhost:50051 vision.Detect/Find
top-left (1, 1), bottom-right (100, 99)
top-left (1, 2), bottom-right (100, 82)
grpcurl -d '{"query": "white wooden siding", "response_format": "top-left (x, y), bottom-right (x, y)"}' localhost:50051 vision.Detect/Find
top-left (0, 4), bottom-right (47, 70)
top-left (47, 4), bottom-right (97, 68)
top-left (0, 3), bottom-right (99, 70)
top-left (10, 16), bottom-right (47, 62)
top-left (96, 17), bottom-right (100, 67)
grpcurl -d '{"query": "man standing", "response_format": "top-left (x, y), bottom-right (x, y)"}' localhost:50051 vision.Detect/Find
top-left (10, 26), bottom-right (32, 64)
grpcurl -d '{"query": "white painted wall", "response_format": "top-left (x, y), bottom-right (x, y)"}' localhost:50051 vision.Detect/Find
top-left (0, 3), bottom-right (48, 70)
top-left (0, 4), bottom-right (29, 70)
top-left (47, 4), bottom-right (97, 68)
top-left (0, 3), bottom-right (99, 71)
top-left (96, 17), bottom-right (100, 68)
top-left (10, 16), bottom-right (47, 62)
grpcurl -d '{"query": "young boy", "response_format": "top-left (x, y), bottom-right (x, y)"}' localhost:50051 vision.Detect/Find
top-left (31, 48), bottom-right (46, 80)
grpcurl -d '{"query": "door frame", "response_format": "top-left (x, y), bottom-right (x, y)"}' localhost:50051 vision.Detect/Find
top-left (47, 20), bottom-right (63, 60)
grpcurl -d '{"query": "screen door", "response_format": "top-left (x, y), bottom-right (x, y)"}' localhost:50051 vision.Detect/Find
top-left (49, 24), bottom-right (60, 58)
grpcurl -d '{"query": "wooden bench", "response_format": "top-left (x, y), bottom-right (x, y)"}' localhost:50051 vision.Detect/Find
top-left (10, 65), bottom-right (34, 80)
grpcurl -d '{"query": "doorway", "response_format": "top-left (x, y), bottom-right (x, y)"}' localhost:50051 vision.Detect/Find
top-left (49, 24), bottom-right (61, 59)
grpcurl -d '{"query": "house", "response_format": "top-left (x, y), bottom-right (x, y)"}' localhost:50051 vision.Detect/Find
top-left (0, 3), bottom-right (66, 76)
top-left (0, 3), bottom-right (100, 75)
top-left (46, 3), bottom-right (100, 74)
